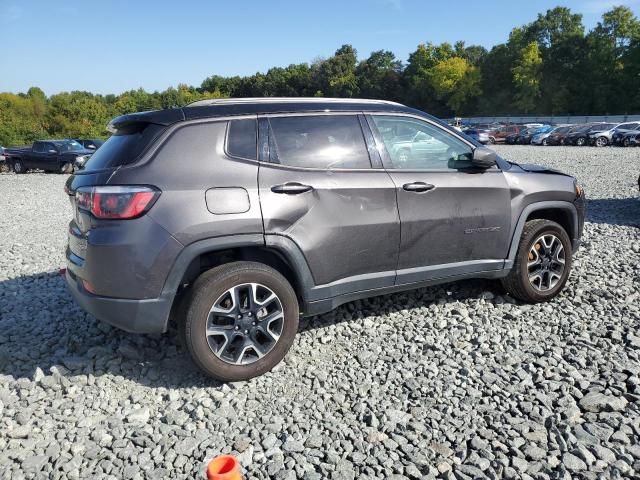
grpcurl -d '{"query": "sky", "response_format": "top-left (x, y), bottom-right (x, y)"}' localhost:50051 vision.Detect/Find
top-left (1, 0), bottom-right (639, 96)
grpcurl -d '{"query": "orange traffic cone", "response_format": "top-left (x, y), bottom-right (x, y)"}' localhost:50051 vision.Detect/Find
top-left (206, 455), bottom-right (242, 480)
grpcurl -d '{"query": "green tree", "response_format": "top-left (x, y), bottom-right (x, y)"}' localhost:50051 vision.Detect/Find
top-left (428, 57), bottom-right (481, 114)
top-left (356, 50), bottom-right (402, 100)
top-left (317, 45), bottom-right (359, 97)
top-left (511, 42), bottom-right (543, 113)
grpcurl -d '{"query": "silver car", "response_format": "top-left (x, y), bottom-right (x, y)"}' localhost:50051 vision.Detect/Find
top-left (588, 122), bottom-right (638, 147)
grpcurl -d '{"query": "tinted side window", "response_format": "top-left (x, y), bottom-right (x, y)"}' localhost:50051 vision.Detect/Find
top-left (33, 142), bottom-right (45, 153)
top-left (371, 116), bottom-right (473, 170)
top-left (227, 119), bottom-right (257, 160)
top-left (268, 115), bottom-right (370, 169)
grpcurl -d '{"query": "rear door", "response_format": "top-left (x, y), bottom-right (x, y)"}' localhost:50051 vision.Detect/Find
top-left (366, 114), bottom-right (512, 285)
top-left (258, 113), bottom-right (400, 297)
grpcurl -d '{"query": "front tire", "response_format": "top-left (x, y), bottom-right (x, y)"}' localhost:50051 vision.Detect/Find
top-left (181, 261), bottom-right (299, 381)
top-left (595, 136), bottom-right (608, 147)
top-left (501, 219), bottom-right (572, 303)
top-left (542, 138), bottom-right (548, 146)
top-left (60, 162), bottom-right (73, 174)
top-left (576, 137), bottom-right (586, 146)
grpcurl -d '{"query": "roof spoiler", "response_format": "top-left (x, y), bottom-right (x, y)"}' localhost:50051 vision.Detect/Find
top-left (107, 108), bottom-right (185, 133)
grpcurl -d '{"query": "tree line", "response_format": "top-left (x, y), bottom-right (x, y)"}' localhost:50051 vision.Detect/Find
top-left (1, 6), bottom-right (639, 146)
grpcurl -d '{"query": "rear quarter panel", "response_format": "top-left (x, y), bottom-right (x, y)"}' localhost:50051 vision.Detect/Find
top-left (107, 120), bottom-right (263, 246)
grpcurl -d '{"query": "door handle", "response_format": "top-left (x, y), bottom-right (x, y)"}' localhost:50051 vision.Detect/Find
top-left (402, 182), bottom-right (435, 193)
top-left (270, 182), bottom-right (314, 195)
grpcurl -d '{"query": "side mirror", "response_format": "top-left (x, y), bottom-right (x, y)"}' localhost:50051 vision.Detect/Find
top-left (48, 149), bottom-right (57, 154)
top-left (471, 147), bottom-right (497, 168)
top-left (88, 145), bottom-right (96, 149)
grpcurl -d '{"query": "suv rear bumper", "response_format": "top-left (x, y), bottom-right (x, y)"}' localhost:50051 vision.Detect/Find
top-left (65, 269), bottom-right (171, 334)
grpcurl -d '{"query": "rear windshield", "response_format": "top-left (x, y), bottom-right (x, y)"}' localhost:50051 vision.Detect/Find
top-left (82, 123), bottom-right (166, 170)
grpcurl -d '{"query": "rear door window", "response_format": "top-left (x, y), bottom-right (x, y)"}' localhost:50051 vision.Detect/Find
top-left (268, 115), bottom-right (370, 169)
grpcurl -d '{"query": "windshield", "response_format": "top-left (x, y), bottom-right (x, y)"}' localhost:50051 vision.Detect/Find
top-left (55, 140), bottom-right (84, 152)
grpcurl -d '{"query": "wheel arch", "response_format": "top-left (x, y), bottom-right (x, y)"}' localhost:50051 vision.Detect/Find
top-left (506, 201), bottom-right (578, 266)
top-left (161, 234), bottom-right (315, 330)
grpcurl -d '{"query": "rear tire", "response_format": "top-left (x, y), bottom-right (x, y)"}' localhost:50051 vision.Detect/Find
top-left (181, 261), bottom-right (299, 381)
top-left (12, 160), bottom-right (25, 174)
top-left (595, 136), bottom-right (608, 147)
top-left (501, 219), bottom-right (572, 303)
top-left (60, 162), bottom-right (73, 174)
top-left (576, 137), bottom-right (586, 146)
top-left (542, 138), bottom-right (548, 146)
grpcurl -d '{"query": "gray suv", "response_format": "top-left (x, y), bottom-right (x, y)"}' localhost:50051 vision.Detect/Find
top-left (64, 98), bottom-right (585, 381)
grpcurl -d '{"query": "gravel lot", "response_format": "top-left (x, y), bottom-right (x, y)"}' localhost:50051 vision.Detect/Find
top-left (0, 146), bottom-right (639, 479)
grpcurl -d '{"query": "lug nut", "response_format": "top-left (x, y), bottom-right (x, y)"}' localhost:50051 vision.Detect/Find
top-left (252, 322), bottom-right (256, 326)
top-left (244, 330), bottom-right (249, 334)
top-left (235, 326), bottom-right (239, 330)
top-left (237, 314), bottom-right (242, 319)
top-left (247, 312), bottom-right (252, 317)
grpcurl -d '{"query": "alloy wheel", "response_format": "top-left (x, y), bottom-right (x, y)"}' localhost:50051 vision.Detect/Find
top-left (527, 234), bottom-right (565, 292)
top-left (205, 283), bottom-right (284, 365)
top-left (595, 136), bottom-right (608, 147)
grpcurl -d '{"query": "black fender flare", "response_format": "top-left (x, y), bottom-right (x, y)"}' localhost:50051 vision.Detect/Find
top-left (157, 233), bottom-right (317, 326)
top-left (505, 201), bottom-right (578, 268)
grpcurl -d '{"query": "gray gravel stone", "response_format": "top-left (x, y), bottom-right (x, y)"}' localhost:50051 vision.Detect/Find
top-left (579, 391), bottom-right (628, 412)
top-left (563, 452), bottom-right (587, 471)
top-left (0, 147), bottom-right (639, 478)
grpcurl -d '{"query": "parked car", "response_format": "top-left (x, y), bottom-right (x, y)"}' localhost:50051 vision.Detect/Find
top-left (506, 127), bottom-right (536, 144)
top-left (63, 97), bottom-right (585, 381)
top-left (463, 128), bottom-right (490, 144)
top-left (612, 123), bottom-right (640, 146)
top-left (488, 125), bottom-right (523, 144)
top-left (588, 122), bottom-right (637, 147)
top-left (532, 126), bottom-right (572, 146)
top-left (74, 138), bottom-right (105, 150)
top-left (518, 125), bottom-right (553, 145)
top-left (565, 123), bottom-right (613, 146)
top-left (627, 131), bottom-right (640, 147)
top-left (4, 140), bottom-right (94, 174)
top-left (0, 146), bottom-right (9, 173)
top-left (546, 125), bottom-right (583, 146)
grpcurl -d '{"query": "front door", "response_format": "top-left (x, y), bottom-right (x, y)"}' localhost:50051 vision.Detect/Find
top-left (258, 113), bottom-right (400, 298)
top-left (367, 114), bottom-right (512, 285)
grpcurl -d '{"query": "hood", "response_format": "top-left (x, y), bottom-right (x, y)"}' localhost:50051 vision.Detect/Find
top-left (510, 162), bottom-right (571, 177)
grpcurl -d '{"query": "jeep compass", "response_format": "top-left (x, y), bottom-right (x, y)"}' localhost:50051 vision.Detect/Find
top-left (64, 98), bottom-right (585, 381)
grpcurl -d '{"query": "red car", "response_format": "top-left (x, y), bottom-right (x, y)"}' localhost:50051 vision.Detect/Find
top-left (489, 125), bottom-right (525, 144)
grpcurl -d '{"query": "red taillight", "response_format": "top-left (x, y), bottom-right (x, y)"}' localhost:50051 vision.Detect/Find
top-left (76, 186), bottom-right (160, 220)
